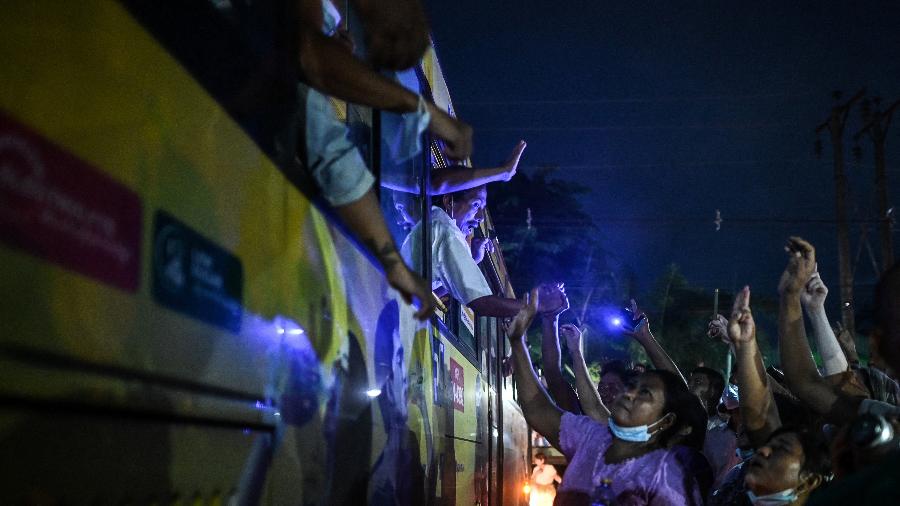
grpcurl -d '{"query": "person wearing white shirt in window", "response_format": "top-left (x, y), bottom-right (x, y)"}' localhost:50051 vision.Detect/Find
top-left (401, 184), bottom-right (564, 317)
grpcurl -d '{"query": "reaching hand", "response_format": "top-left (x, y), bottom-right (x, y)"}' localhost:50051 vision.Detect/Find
top-left (354, 0), bottom-right (430, 71)
top-left (508, 287), bottom-right (540, 340)
top-left (500, 140), bottom-right (527, 182)
top-left (537, 283), bottom-right (568, 315)
top-left (427, 105), bottom-right (473, 162)
top-left (470, 236), bottom-right (494, 264)
top-left (707, 314), bottom-right (729, 343)
top-left (800, 270), bottom-right (828, 309)
top-left (778, 237), bottom-right (817, 296)
top-left (386, 264), bottom-right (435, 320)
top-left (560, 324), bottom-right (583, 355)
top-left (621, 299), bottom-right (650, 340)
top-left (727, 286), bottom-right (755, 346)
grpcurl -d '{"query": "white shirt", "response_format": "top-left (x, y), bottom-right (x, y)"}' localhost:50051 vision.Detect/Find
top-left (401, 207), bottom-right (493, 305)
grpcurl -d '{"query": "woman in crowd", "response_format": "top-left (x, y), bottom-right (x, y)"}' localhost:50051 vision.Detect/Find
top-left (529, 452), bottom-right (561, 506)
top-left (506, 287), bottom-right (705, 505)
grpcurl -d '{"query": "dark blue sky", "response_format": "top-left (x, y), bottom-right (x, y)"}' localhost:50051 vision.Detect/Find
top-left (427, 1), bottom-right (900, 311)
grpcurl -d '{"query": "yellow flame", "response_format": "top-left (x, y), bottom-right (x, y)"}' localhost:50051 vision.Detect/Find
top-left (523, 483), bottom-right (531, 495)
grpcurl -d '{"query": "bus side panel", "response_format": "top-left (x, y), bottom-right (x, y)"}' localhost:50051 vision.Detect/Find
top-left (0, 2), bottom-right (433, 503)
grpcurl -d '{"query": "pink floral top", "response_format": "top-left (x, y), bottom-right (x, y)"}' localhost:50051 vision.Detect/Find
top-left (555, 412), bottom-right (705, 506)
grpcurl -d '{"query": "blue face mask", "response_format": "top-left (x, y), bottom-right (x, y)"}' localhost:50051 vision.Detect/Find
top-left (746, 488), bottom-right (799, 505)
top-left (736, 447), bottom-right (756, 460)
top-left (608, 416), bottom-right (666, 443)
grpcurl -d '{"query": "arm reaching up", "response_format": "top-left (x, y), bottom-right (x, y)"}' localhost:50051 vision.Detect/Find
top-left (539, 287), bottom-right (582, 414)
top-left (778, 237), bottom-right (862, 424)
top-left (506, 288), bottom-right (564, 450)
top-left (561, 324), bottom-right (610, 423)
top-left (623, 300), bottom-right (686, 385)
top-left (800, 269), bottom-right (849, 375)
top-left (728, 286), bottom-right (780, 447)
top-left (382, 140), bottom-right (527, 195)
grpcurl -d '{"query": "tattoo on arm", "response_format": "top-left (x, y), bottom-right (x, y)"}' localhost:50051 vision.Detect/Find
top-left (364, 239), bottom-right (402, 272)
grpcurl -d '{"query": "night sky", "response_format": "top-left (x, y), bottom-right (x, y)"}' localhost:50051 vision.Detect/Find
top-left (427, 0), bottom-right (900, 317)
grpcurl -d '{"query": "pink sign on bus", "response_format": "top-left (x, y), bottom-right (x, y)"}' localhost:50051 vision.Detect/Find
top-left (0, 112), bottom-right (142, 292)
top-left (450, 358), bottom-right (465, 412)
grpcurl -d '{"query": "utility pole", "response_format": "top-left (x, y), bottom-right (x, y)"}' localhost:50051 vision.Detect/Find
top-left (854, 97), bottom-right (899, 273)
top-left (816, 89), bottom-right (865, 336)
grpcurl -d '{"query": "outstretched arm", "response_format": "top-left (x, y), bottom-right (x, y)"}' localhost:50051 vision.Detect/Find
top-left (727, 286), bottom-right (780, 447)
top-left (469, 283), bottom-right (564, 319)
top-left (506, 288), bottom-right (564, 450)
top-left (382, 141), bottom-right (526, 195)
top-left (778, 237), bottom-right (861, 424)
top-left (297, 0), bottom-right (472, 160)
top-left (562, 324), bottom-right (610, 423)
top-left (334, 190), bottom-right (434, 319)
top-left (540, 295), bottom-right (582, 414)
top-left (624, 301), bottom-right (686, 385)
top-left (800, 270), bottom-right (849, 375)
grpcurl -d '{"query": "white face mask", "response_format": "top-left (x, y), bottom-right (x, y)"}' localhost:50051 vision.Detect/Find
top-left (746, 488), bottom-right (799, 505)
top-left (608, 415), bottom-right (667, 443)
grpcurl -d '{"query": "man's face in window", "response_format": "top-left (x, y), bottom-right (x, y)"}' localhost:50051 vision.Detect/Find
top-left (447, 186), bottom-right (487, 235)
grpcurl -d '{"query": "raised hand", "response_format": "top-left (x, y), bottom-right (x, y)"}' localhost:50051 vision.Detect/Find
top-left (621, 299), bottom-right (651, 340)
top-left (727, 285), bottom-right (755, 346)
top-left (707, 314), bottom-right (729, 343)
top-left (508, 287), bottom-right (540, 340)
top-left (539, 283), bottom-right (569, 317)
top-left (500, 140), bottom-right (527, 182)
top-left (800, 269), bottom-right (829, 309)
top-left (560, 324), bottom-right (583, 355)
top-left (778, 237), bottom-right (817, 296)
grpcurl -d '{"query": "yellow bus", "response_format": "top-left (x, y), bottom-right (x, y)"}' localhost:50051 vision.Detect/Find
top-left (0, 1), bottom-right (531, 504)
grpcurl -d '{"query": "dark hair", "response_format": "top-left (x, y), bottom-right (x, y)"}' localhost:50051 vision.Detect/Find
top-left (766, 426), bottom-right (831, 478)
top-left (773, 392), bottom-right (821, 430)
top-left (534, 452), bottom-right (546, 462)
top-left (691, 366), bottom-right (725, 408)
top-left (600, 359), bottom-right (630, 379)
top-left (644, 369), bottom-right (707, 450)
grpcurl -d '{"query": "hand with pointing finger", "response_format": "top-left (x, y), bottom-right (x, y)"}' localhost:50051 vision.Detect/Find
top-left (727, 286), bottom-right (755, 348)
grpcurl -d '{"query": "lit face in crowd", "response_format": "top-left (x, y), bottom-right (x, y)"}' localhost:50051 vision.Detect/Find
top-left (744, 431), bottom-right (817, 497)
top-left (609, 373), bottom-right (672, 432)
top-left (445, 186), bottom-right (487, 235)
top-left (598, 371), bottom-right (626, 406)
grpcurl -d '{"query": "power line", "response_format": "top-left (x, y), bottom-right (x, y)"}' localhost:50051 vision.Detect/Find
top-left (475, 122), bottom-right (798, 132)
top-left (456, 92), bottom-right (818, 106)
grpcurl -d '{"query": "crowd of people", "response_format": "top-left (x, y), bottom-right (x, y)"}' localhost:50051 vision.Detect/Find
top-left (504, 238), bottom-right (900, 506)
top-left (284, 1), bottom-right (900, 505)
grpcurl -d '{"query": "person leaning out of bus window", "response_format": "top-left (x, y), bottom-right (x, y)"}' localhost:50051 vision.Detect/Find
top-left (401, 183), bottom-right (565, 317)
top-left (292, 0), bottom-right (472, 321)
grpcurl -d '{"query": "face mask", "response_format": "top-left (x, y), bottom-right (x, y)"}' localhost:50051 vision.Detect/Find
top-left (746, 488), bottom-right (799, 505)
top-left (736, 447), bottom-right (756, 460)
top-left (608, 416), bottom-right (666, 443)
